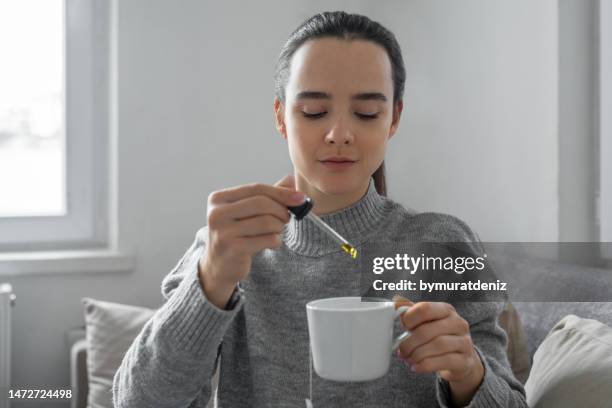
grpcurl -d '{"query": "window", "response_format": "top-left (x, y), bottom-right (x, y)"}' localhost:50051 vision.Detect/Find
top-left (0, 0), bottom-right (111, 251)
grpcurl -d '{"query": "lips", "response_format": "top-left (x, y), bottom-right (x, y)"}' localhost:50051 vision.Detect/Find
top-left (319, 158), bottom-right (356, 171)
top-left (319, 156), bottom-right (356, 163)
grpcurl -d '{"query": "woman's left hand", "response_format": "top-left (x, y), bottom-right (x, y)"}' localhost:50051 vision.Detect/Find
top-left (394, 296), bottom-right (485, 405)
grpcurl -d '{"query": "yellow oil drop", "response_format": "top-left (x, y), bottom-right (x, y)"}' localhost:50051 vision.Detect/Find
top-left (341, 244), bottom-right (358, 259)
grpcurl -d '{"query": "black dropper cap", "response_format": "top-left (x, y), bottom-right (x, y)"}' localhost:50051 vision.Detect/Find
top-left (287, 197), bottom-right (313, 220)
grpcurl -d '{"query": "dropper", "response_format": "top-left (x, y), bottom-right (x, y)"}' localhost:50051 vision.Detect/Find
top-left (287, 197), bottom-right (358, 259)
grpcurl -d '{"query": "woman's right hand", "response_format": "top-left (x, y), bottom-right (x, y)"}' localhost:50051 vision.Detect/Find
top-left (198, 174), bottom-right (306, 309)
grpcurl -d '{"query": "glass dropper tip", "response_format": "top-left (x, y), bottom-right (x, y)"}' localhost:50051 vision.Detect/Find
top-left (341, 243), bottom-right (358, 259)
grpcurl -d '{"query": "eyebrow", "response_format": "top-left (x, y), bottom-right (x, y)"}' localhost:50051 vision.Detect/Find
top-left (295, 91), bottom-right (387, 102)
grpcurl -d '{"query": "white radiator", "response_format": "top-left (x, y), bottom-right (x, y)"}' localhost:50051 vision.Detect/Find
top-left (0, 283), bottom-right (16, 408)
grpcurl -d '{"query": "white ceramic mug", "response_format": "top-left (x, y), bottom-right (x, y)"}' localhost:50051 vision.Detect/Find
top-left (306, 296), bottom-right (411, 382)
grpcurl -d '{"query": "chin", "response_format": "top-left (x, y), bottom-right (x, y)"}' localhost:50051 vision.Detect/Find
top-left (313, 176), bottom-right (362, 196)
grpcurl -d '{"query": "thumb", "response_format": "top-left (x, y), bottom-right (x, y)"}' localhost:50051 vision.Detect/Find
top-left (393, 295), bottom-right (414, 309)
top-left (274, 173), bottom-right (296, 190)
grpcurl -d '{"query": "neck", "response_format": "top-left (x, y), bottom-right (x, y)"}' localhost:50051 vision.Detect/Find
top-left (295, 175), bottom-right (371, 215)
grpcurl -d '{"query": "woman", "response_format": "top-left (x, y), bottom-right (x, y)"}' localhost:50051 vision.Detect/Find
top-left (113, 11), bottom-right (527, 407)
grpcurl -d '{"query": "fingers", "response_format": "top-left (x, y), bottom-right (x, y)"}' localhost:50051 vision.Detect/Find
top-left (410, 352), bottom-right (466, 375)
top-left (226, 215), bottom-right (286, 238)
top-left (398, 315), bottom-right (469, 357)
top-left (207, 179), bottom-right (306, 231)
top-left (393, 301), bottom-right (478, 381)
top-left (405, 334), bottom-right (473, 366)
top-left (202, 177), bottom-right (302, 290)
top-left (274, 174), bottom-right (295, 189)
top-left (211, 196), bottom-right (291, 227)
top-left (209, 181), bottom-right (304, 207)
top-left (393, 295), bottom-right (414, 310)
top-left (400, 301), bottom-right (456, 331)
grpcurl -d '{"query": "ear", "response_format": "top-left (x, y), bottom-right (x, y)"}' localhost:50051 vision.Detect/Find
top-left (388, 100), bottom-right (403, 140)
top-left (274, 97), bottom-right (287, 140)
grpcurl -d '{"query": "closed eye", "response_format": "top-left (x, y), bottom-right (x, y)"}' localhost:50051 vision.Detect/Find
top-left (301, 111), bottom-right (379, 120)
top-left (355, 112), bottom-right (379, 120)
top-left (302, 111), bottom-right (327, 119)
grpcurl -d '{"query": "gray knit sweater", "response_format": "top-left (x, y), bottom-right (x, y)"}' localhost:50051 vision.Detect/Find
top-left (112, 178), bottom-right (527, 407)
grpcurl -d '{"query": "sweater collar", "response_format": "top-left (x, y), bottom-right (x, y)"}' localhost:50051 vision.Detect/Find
top-left (282, 177), bottom-right (391, 257)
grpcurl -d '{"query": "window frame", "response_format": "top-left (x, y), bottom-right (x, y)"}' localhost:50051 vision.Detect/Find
top-left (600, 0), bottom-right (612, 259)
top-left (0, 0), bottom-right (110, 252)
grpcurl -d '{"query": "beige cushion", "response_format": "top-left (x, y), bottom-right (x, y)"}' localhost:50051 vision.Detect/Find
top-left (81, 297), bottom-right (155, 408)
top-left (498, 301), bottom-right (531, 384)
top-left (525, 314), bottom-right (612, 408)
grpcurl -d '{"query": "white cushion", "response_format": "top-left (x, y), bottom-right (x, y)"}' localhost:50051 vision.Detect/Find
top-left (525, 314), bottom-right (612, 408)
top-left (81, 297), bottom-right (155, 408)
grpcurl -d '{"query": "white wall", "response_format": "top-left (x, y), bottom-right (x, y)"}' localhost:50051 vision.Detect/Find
top-left (383, 0), bottom-right (559, 242)
top-left (5, 1), bottom-right (592, 406)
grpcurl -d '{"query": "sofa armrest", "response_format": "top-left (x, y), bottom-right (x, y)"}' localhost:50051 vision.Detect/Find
top-left (70, 338), bottom-right (88, 408)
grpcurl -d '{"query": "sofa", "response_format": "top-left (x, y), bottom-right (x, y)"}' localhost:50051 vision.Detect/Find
top-left (68, 253), bottom-right (612, 408)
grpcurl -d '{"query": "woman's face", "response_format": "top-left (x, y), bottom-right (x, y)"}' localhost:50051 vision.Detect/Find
top-left (275, 38), bottom-right (402, 197)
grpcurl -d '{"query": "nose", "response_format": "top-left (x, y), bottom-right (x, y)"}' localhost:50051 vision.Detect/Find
top-left (324, 119), bottom-right (354, 145)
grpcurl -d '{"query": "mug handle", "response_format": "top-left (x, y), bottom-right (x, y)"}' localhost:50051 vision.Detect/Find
top-left (391, 305), bottom-right (411, 352)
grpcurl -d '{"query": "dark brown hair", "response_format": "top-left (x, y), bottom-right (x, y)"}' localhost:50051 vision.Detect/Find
top-left (274, 11), bottom-right (405, 196)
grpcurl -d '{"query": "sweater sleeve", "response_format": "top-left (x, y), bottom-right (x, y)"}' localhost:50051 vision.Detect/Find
top-left (434, 301), bottom-right (528, 407)
top-left (112, 226), bottom-right (245, 408)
